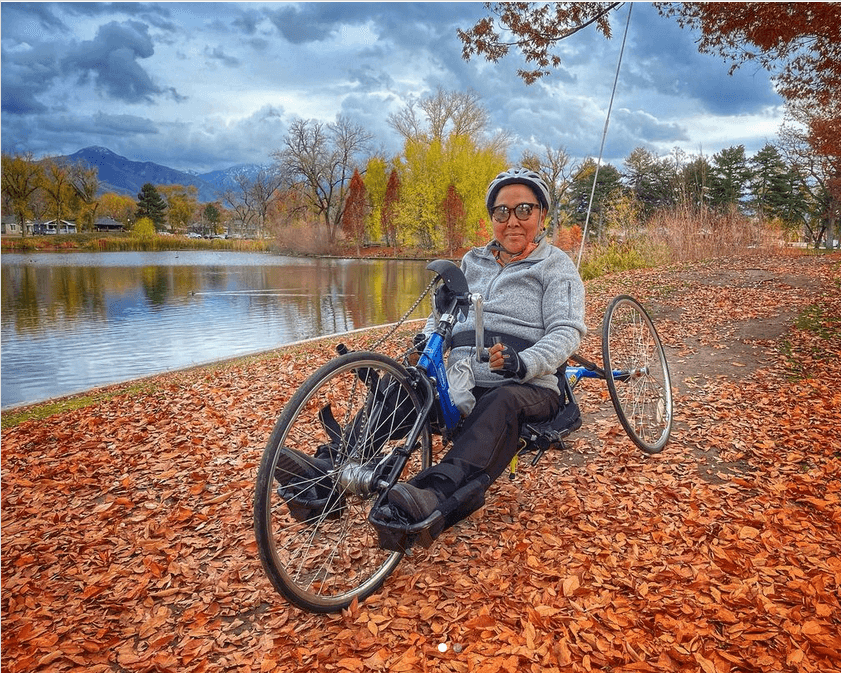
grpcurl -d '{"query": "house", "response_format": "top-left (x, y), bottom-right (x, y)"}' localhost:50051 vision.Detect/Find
top-left (94, 216), bottom-right (124, 232)
top-left (1, 215), bottom-right (22, 235)
top-left (33, 219), bottom-right (77, 235)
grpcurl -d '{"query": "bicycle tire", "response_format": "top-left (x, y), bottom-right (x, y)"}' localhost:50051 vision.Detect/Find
top-left (254, 351), bottom-right (431, 612)
top-left (602, 295), bottom-right (673, 454)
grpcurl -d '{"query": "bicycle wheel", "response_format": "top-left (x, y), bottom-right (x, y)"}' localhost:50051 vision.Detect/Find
top-left (254, 351), bottom-right (431, 613)
top-left (602, 296), bottom-right (673, 454)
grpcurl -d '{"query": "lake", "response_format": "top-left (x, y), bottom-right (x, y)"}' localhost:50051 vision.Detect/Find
top-left (1, 251), bottom-right (435, 408)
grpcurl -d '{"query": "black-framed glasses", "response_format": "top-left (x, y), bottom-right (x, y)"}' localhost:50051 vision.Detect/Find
top-left (490, 202), bottom-right (540, 223)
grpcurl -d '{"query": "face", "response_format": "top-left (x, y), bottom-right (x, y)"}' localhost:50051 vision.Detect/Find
top-left (491, 183), bottom-right (543, 255)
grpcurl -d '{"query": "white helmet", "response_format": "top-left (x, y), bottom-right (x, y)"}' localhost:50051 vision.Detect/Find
top-left (485, 167), bottom-right (551, 215)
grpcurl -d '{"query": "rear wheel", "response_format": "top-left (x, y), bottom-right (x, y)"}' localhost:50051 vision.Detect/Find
top-left (602, 296), bottom-right (672, 454)
top-left (254, 351), bottom-right (431, 612)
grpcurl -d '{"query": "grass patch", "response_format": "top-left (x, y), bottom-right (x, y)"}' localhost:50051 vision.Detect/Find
top-left (0, 381), bottom-right (155, 430)
top-left (2, 232), bottom-right (273, 254)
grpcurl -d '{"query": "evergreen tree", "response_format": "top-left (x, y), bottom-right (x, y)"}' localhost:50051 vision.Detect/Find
top-left (135, 183), bottom-right (167, 230)
top-left (709, 145), bottom-right (752, 213)
top-left (622, 147), bottom-right (678, 220)
top-left (562, 159), bottom-right (624, 238)
top-left (749, 144), bottom-right (808, 226)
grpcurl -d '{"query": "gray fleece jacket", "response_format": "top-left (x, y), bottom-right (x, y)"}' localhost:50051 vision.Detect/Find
top-left (429, 238), bottom-right (587, 395)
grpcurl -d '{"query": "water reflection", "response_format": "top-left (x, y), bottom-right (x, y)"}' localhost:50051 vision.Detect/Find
top-left (1, 252), bottom-right (434, 408)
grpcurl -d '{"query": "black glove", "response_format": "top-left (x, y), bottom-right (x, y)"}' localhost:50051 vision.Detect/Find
top-left (407, 332), bottom-right (427, 366)
top-left (490, 343), bottom-right (527, 379)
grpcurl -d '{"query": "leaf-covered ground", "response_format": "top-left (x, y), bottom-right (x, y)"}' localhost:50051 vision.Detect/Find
top-left (3, 252), bottom-right (840, 673)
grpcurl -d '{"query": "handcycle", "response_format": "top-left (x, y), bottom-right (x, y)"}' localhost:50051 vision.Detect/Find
top-left (254, 260), bottom-right (673, 613)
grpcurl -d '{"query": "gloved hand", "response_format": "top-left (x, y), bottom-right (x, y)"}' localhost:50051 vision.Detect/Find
top-left (406, 332), bottom-right (427, 366)
top-left (489, 342), bottom-right (527, 379)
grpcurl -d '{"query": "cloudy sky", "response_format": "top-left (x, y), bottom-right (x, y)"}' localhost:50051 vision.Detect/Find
top-left (2, 2), bottom-right (786, 175)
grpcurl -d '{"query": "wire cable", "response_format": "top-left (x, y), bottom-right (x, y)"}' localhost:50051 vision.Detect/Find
top-left (577, 2), bottom-right (633, 269)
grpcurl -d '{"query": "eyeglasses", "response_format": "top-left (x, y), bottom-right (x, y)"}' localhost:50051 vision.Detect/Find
top-left (490, 202), bottom-right (540, 223)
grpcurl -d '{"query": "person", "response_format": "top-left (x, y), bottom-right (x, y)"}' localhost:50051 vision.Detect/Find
top-left (384, 167), bottom-right (587, 528)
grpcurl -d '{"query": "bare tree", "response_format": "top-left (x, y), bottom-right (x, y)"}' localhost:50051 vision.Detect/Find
top-left (521, 144), bottom-right (574, 233)
top-left (222, 167), bottom-right (285, 238)
top-left (273, 116), bottom-right (372, 244)
top-left (388, 86), bottom-right (511, 152)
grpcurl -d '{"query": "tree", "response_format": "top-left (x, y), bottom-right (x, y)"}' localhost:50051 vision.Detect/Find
top-left (70, 163), bottom-right (99, 232)
top-left (382, 169), bottom-right (401, 247)
top-left (273, 116), bottom-right (372, 245)
top-left (708, 145), bottom-right (752, 213)
top-left (388, 87), bottom-right (510, 154)
top-left (363, 156), bottom-right (388, 243)
top-left (158, 184), bottom-right (198, 235)
top-left (222, 168), bottom-right (284, 239)
top-left (521, 145), bottom-right (574, 234)
top-left (440, 184), bottom-right (467, 256)
top-left (678, 156), bottom-right (712, 212)
top-left (749, 144), bottom-right (807, 226)
top-left (458, 3), bottom-right (620, 84)
top-left (459, 3), bottom-right (841, 162)
top-left (1, 152), bottom-right (43, 237)
top-left (622, 147), bottom-right (679, 220)
top-left (135, 183), bottom-right (167, 231)
top-left (778, 106), bottom-right (840, 248)
top-left (341, 169), bottom-right (368, 255)
top-left (202, 203), bottom-right (222, 237)
top-left (40, 159), bottom-right (77, 225)
top-left (99, 193), bottom-right (137, 229)
top-left (132, 216), bottom-right (156, 241)
top-left (658, 3), bottom-right (841, 117)
top-left (562, 159), bottom-right (624, 238)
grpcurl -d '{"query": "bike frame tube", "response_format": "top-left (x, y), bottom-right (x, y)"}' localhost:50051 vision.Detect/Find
top-left (417, 326), bottom-right (462, 431)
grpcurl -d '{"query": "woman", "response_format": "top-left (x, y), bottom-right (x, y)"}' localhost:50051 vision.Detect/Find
top-left (385, 167), bottom-right (587, 527)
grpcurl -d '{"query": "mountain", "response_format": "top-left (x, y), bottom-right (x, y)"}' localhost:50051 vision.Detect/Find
top-left (62, 147), bottom-right (264, 203)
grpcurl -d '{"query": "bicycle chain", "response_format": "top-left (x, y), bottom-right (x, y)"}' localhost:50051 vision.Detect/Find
top-left (367, 276), bottom-right (438, 354)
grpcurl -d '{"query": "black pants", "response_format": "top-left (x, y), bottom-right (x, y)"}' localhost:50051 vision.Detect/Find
top-left (410, 383), bottom-right (560, 501)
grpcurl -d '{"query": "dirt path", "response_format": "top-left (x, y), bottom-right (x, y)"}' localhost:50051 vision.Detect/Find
top-left (2, 252), bottom-right (839, 673)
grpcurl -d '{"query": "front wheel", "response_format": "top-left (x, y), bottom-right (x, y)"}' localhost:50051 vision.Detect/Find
top-left (602, 296), bottom-right (673, 454)
top-left (254, 351), bottom-right (431, 612)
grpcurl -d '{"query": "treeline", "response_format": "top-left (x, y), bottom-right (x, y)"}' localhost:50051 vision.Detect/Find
top-left (3, 89), bottom-right (838, 253)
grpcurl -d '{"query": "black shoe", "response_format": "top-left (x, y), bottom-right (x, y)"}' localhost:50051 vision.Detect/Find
top-left (387, 483), bottom-right (440, 523)
top-left (275, 447), bottom-right (342, 523)
top-left (274, 447), bottom-right (332, 488)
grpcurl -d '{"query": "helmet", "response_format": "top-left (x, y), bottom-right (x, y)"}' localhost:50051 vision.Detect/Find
top-left (485, 167), bottom-right (551, 215)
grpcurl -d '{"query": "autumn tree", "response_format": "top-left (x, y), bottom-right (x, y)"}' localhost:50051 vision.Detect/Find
top-left (341, 169), bottom-right (368, 255)
top-left (99, 193), bottom-right (137, 228)
top-left (273, 116), bottom-right (372, 245)
top-left (459, 2), bottom-right (841, 163)
top-left (440, 184), bottom-right (467, 256)
top-left (135, 183), bottom-right (167, 231)
top-left (40, 158), bottom-right (77, 225)
top-left (363, 156), bottom-right (388, 243)
top-left (778, 106), bottom-right (840, 248)
top-left (159, 184), bottom-right (198, 235)
top-left (389, 89), bottom-right (507, 249)
top-left (1, 152), bottom-right (43, 237)
top-left (381, 169), bottom-right (401, 247)
top-left (70, 162), bottom-right (99, 232)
